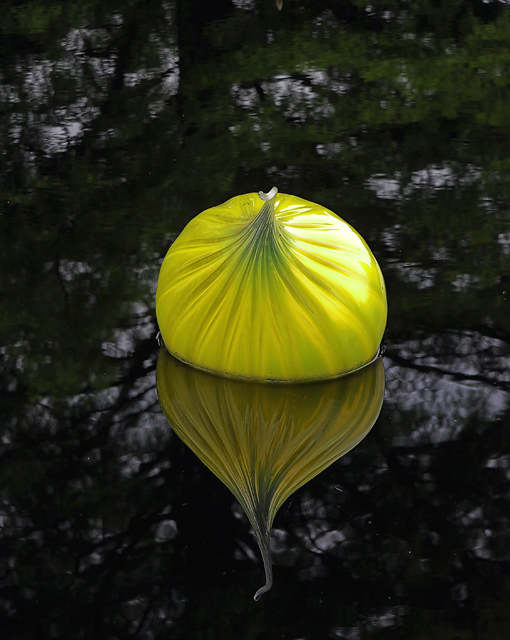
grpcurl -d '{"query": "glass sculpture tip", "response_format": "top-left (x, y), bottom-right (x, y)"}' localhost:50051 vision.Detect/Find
top-left (258, 186), bottom-right (278, 201)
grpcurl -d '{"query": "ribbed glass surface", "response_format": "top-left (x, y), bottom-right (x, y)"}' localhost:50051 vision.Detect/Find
top-left (156, 191), bottom-right (387, 381)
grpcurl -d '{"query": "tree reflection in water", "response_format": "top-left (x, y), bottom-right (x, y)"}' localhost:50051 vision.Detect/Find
top-left (1, 0), bottom-right (510, 638)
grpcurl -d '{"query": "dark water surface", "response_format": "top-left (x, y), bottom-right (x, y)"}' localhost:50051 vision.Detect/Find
top-left (2, 1), bottom-right (510, 638)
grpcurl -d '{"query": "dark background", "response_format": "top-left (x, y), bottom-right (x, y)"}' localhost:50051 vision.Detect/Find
top-left (1, 0), bottom-right (510, 638)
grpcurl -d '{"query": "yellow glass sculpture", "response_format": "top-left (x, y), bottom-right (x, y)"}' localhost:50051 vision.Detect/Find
top-left (156, 188), bottom-right (387, 382)
top-left (157, 349), bottom-right (385, 599)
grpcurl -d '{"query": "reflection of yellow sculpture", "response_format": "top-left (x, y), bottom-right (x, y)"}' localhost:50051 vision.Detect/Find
top-left (157, 349), bottom-right (385, 599)
top-left (156, 188), bottom-right (387, 382)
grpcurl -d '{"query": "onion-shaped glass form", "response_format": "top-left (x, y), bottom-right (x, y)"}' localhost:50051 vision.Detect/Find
top-left (156, 189), bottom-right (387, 381)
top-left (157, 349), bottom-right (385, 599)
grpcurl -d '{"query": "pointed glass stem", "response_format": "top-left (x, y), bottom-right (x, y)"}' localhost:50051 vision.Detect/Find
top-left (258, 186), bottom-right (278, 201)
top-left (252, 526), bottom-right (273, 601)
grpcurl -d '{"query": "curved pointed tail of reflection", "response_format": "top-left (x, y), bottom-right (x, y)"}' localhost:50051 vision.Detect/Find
top-left (253, 538), bottom-right (273, 601)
